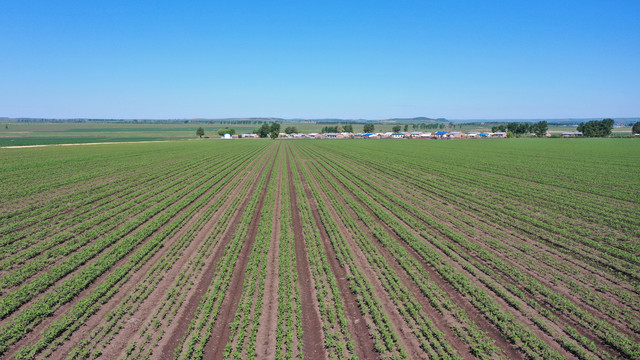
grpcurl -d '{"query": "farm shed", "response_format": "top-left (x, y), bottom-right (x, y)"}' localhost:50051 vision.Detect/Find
top-left (434, 131), bottom-right (447, 139)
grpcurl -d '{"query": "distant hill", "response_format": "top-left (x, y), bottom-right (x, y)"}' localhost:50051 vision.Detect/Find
top-left (381, 117), bottom-right (448, 123)
top-left (450, 118), bottom-right (639, 125)
top-left (3, 117), bottom-right (450, 124)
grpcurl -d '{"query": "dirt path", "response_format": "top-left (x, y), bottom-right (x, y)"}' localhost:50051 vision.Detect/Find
top-left (254, 152), bottom-right (283, 359)
top-left (293, 153), bottom-right (378, 360)
top-left (1, 140), bottom-right (169, 149)
top-left (202, 145), bottom-right (278, 360)
top-left (159, 147), bottom-right (276, 357)
top-left (286, 149), bottom-right (327, 360)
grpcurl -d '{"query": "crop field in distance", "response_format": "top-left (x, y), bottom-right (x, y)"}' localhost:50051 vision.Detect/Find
top-left (1, 122), bottom-right (635, 147)
top-left (0, 138), bottom-right (638, 360)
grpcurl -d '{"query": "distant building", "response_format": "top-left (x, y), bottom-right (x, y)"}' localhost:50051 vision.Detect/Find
top-left (562, 132), bottom-right (583, 137)
top-left (434, 131), bottom-right (447, 139)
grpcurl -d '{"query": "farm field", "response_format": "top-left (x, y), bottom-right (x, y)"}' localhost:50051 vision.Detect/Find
top-left (3, 122), bottom-right (635, 147)
top-left (0, 138), bottom-right (639, 359)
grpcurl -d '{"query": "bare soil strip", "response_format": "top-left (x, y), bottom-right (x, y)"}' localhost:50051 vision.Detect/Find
top-left (254, 153), bottom-right (283, 359)
top-left (159, 148), bottom-right (276, 357)
top-left (202, 146), bottom-right (278, 360)
top-left (286, 150), bottom-right (326, 360)
top-left (294, 155), bottom-right (378, 360)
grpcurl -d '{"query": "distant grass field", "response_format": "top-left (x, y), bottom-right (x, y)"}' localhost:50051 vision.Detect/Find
top-left (0, 122), bottom-right (634, 146)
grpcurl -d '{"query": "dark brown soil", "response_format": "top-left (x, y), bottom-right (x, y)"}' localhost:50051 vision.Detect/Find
top-left (254, 153), bottom-right (283, 359)
top-left (202, 145), bottom-right (278, 360)
top-left (58, 153), bottom-right (266, 360)
top-left (299, 158), bottom-right (426, 359)
top-left (294, 155), bottom-right (379, 360)
top-left (160, 148), bottom-right (277, 358)
top-left (287, 150), bottom-right (327, 360)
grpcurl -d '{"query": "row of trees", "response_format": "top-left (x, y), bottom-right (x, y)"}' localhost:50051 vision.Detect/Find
top-left (392, 125), bottom-right (410, 132)
top-left (577, 118), bottom-right (614, 137)
top-left (255, 123), bottom-right (281, 139)
top-left (199, 119), bottom-right (639, 139)
top-left (196, 127), bottom-right (237, 138)
top-left (491, 121), bottom-right (548, 137)
top-left (414, 123), bottom-right (447, 130)
top-left (320, 124), bottom-right (354, 133)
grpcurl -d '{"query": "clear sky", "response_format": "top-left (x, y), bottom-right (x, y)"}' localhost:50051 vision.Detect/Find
top-left (1, 1), bottom-right (638, 119)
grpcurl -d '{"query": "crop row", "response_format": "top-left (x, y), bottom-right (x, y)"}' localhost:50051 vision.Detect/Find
top-left (174, 148), bottom-right (277, 359)
top-left (274, 151), bottom-right (304, 359)
top-left (64, 146), bottom-right (267, 360)
top-left (0, 145), bottom-right (268, 356)
top-left (121, 149), bottom-right (269, 360)
top-left (0, 146), bottom-right (221, 255)
top-left (296, 143), bottom-right (566, 359)
top-left (0, 154), bottom-right (231, 292)
top-left (224, 150), bottom-right (282, 359)
top-left (286, 149), bottom-right (357, 360)
top-left (302, 142), bottom-right (639, 359)
top-left (295, 145), bottom-right (504, 359)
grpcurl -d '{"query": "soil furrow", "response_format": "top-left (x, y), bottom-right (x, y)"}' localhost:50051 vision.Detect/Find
top-left (158, 147), bottom-right (276, 357)
top-left (254, 151), bottom-right (283, 359)
top-left (294, 152), bottom-right (378, 360)
top-left (287, 148), bottom-right (327, 360)
top-left (49, 150), bottom-right (266, 359)
top-left (1, 153), bottom-right (255, 359)
top-left (299, 156), bottom-right (426, 359)
top-left (203, 144), bottom-right (279, 360)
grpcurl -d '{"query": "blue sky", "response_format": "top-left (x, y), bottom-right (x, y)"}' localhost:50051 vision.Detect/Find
top-left (1, 1), bottom-right (638, 119)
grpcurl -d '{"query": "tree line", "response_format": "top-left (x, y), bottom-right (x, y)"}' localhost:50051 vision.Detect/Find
top-left (577, 118), bottom-right (614, 137)
top-left (198, 119), bottom-right (639, 139)
top-left (491, 121), bottom-right (548, 137)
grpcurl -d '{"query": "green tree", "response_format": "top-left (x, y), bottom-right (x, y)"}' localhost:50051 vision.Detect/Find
top-left (392, 125), bottom-right (402, 132)
top-left (270, 122), bottom-right (281, 139)
top-left (321, 126), bottom-right (338, 133)
top-left (363, 123), bottom-right (375, 133)
top-left (256, 124), bottom-right (271, 138)
top-left (343, 124), bottom-right (353, 132)
top-left (196, 127), bottom-right (205, 138)
top-left (631, 121), bottom-right (640, 134)
top-left (404, 124), bottom-right (409, 132)
top-left (284, 126), bottom-right (298, 134)
top-left (531, 121), bottom-right (548, 137)
top-left (217, 127), bottom-right (235, 136)
top-left (577, 118), bottom-right (614, 137)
